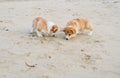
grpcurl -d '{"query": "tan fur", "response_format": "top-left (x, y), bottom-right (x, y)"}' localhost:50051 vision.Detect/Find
top-left (50, 24), bottom-right (58, 33)
top-left (63, 27), bottom-right (76, 35)
top-left (32, 17), bottom-right (47, 32)
top-left (32, 17), bottom-right (59, 37)
top-left (66, 18), bottom-right (93, 31)
top-left (63, 18), bottom-right (93, 40)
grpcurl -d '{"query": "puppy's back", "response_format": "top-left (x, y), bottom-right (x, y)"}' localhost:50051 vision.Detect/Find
top-left (72, 18), bottom-right (92, 30)
top-left (32, 17), bottom-right (47, 31)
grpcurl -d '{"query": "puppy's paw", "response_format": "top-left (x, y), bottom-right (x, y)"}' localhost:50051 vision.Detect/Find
top-left (88, 31), bottom-right (93, 36)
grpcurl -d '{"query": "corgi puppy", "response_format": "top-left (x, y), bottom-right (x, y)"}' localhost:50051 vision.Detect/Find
top-left (63, 18), bottom-right (93, 40)
top-left (31, 17), bottom-right (58, 37)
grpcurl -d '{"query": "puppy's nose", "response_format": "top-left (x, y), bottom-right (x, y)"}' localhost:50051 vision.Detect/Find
top-left (52, 35), bottom-right (55, 37)
top-left (66, 38), bottom-right (68, 40)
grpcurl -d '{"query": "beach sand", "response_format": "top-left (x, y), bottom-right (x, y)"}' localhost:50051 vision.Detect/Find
top-left (0, 0), bottom-right (120, 78)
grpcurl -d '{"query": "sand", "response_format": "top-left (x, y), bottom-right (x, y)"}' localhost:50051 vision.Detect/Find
top-left (0, 0), bottom-right (120, 78)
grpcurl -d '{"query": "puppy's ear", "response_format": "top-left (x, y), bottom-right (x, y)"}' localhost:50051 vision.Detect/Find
top-left (70, 29), bottom-right (76, 34)
top-left (50, 25), bottom-right (58, 33)
top-left (53, 25), bottom-right (58, 28)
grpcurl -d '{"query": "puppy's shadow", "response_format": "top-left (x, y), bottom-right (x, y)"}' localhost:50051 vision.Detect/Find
top-left (55, 32), bottom-right (65, 39)
top-left (29, 31), bottom-right (66, 42)
top-left (29, 31), bottom-right (36, 37)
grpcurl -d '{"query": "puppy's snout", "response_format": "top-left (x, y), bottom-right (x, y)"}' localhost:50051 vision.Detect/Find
top-left (52, 35), bottom-right (55, 37)
top-left (66, 38), bottom-right (68, 40)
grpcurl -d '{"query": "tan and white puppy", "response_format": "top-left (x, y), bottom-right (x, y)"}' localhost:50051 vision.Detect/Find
top-left (31, 17), bottom-right (58, 37)
top-left (63, 18), bottom-right (93, 40)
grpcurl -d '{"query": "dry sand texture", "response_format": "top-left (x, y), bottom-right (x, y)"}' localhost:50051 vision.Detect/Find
top-left (0, 0), bottom-right (120, 78)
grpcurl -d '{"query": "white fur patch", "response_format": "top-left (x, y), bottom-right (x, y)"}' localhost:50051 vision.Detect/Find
top-left (88, 31), bottom-right (93, 36)
top-left (47, 21), bottom-right (55, 33)
top-left (65, 35), bottom-right (71, 40)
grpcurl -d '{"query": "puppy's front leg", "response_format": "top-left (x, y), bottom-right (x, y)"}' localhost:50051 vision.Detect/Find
top-left (71, 34), bottom-right (77, 38)
top-left (36, 30), bottom-right (43, 37)
top-left (41, 30), bottom-right (49, 37)
top-left (88, 31), bottom-right (93, 36)
top-left (76, 29), bottom-right (80, 35)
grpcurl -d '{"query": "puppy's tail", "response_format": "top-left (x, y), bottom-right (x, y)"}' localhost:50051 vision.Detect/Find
top-left (32, 19), bottom-right (38, 33)
top-left (86, 21), bottom-right (93, 31)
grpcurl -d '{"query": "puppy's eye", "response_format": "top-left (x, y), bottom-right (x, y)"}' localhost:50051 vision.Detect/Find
top-left (69, 34), bottom-right (71, 36)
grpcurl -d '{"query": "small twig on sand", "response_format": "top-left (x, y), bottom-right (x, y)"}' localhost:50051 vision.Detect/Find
top-left (25, 62), bottom-right (37, 67)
